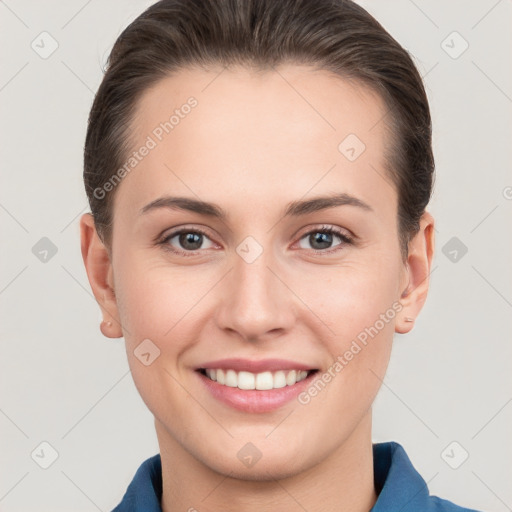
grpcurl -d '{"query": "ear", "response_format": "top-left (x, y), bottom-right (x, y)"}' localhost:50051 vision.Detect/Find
top-left (80, 213), bottom-right (123, 338)
top-left (395, 211), bottom-right (435, 334)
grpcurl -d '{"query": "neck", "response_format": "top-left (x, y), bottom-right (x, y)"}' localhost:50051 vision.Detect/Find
top-left (157, 412), bottom-right (377, 512)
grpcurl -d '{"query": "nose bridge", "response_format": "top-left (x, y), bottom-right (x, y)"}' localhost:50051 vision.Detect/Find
top-left (216, 235), bottom-right (294, 340)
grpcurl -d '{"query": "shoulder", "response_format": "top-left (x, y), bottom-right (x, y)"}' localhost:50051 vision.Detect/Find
top-left (111, 454), bottom-right (162, 512)
top-left (372, 441), bottom-right (483, 512)
top-left (428, 495), bottom-right (483, 512)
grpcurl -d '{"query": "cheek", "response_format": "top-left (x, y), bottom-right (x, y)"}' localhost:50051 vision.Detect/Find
top-left (112, 260), bottom-right (203, 421)
top-left (114, 255), bottom-right (206, 346)
top-left (297, 257), bottom-right (399, 406)
top-left (300, 255), bottom-right (401, 344)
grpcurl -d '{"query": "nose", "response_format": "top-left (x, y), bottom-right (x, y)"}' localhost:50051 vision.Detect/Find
top-left (215, 243), bottom-right (296, 343)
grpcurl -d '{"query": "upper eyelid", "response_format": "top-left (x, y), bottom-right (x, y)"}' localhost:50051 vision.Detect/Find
top-left (161, 224), bottom-right (350, 237)
top-left (297, 224), bottom-right (352, 237)
top-left (158, 224), bottom-right (213, 241)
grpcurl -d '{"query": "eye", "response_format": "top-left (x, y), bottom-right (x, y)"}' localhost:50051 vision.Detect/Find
top-left (159, 227), bottom-right (216, 256)
top-left (157, 224), bottom-right (353, 257)
top-left (297, 225), bottom-right (353, 253)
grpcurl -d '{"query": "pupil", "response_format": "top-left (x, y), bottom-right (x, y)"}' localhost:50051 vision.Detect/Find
top-left (180, 232), bottom-right (202, 250)
top-left (311, 232), bottom-right (331, 250)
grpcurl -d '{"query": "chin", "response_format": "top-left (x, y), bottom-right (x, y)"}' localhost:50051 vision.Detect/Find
top-left (208, 455), bottom-right (311, 482)
top-left (197, 433), bottom-right (319, 480)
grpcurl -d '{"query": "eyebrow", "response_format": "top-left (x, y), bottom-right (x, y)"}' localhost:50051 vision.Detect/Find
top-left (139, 192), bottom-right (373, 220)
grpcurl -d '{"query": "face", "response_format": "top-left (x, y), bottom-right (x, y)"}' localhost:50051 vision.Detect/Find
top-left (82, 64), bottom-right (432, 480)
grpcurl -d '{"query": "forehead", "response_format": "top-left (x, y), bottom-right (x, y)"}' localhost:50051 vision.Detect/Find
top-left (116, 64), bottom-right (395, 224)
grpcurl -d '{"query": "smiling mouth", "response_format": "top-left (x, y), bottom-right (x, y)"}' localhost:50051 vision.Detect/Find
top-left (197, 368), bottom-right (318, 390)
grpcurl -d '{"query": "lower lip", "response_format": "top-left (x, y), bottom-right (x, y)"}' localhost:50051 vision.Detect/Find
top-left (196, 370), bottom-right (317, 413)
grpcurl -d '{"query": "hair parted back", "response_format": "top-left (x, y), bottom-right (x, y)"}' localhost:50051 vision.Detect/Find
top-left (84, 0), bottom-right (435, 261)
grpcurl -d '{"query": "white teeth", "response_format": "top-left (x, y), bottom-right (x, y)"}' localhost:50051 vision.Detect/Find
top-left (273, 370), bottom-right (287, 388)
top-left (238, 371), bottom-right (255, 390)
top-left (225, 369), bottom-right (238, 387)
top-left (286, 370), bottom-right (297, 386)
top-left (255, 371), bottom-right (274, 390)
top-left (202, 368), bottom-right (312, 389)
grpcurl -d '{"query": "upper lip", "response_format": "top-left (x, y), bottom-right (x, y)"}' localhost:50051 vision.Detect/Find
top-left (197, 358), bottom-right (316, 373)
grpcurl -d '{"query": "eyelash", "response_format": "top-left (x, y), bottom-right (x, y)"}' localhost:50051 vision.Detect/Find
top-left (157, 225), bottom-right (354, 258)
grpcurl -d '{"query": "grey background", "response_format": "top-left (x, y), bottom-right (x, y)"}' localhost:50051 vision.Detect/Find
top-left (0, 0), bottom-right (511, 510)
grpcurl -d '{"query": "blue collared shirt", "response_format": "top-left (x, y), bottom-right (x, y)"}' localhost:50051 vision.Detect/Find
top-left (112, 441), bottom-right (481, 511)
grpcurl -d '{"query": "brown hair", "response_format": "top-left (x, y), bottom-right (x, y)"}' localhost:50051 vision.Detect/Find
top-left (84, 0), bottom-right (435, 261)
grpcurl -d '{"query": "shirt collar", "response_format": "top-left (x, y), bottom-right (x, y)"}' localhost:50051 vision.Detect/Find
top-left (112, 441), bottom-right (476, 511)
top-left (372, 441), bottom-right (431, 511)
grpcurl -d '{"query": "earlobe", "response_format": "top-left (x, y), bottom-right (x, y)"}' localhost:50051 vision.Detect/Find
top-left (80, 213), bottom-right (123, 338)
top-left (396, 211), bottom-right (435, 334)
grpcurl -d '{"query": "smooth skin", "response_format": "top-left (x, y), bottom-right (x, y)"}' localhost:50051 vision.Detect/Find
top-left (81, 64), bottom-right (434, 512)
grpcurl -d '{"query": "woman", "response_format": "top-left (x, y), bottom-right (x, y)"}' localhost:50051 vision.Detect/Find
top-left (80, 0), bottom-right (482, 510)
